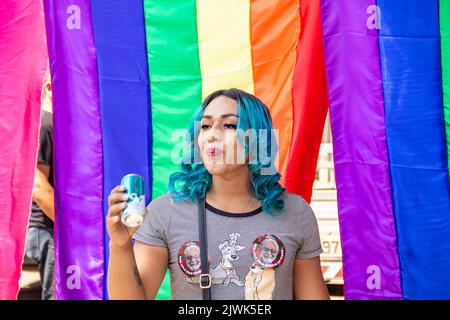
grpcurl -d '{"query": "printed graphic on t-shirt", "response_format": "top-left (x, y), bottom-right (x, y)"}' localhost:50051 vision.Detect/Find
top-left (244, 264), bottom-right (275, 300)
top-left (250, 234), bottom-right (286, 269)
top-left (177, 233), bottom-right (285, 300)
top-left (244, 234), bottom-right (286, 300)
top-left (209, 233), bottom-right (246, 287)
top-left (178, 241), bottom-right (202, 277)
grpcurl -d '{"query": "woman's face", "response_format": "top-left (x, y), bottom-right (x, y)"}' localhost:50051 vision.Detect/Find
top-left (198, 95), bottom-right (247, 176)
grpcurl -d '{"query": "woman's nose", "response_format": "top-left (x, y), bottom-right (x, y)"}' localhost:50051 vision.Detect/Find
top-left (208, 135), bottom-right (217, 143)
top-left (206, 126), bottom-right (222, 143)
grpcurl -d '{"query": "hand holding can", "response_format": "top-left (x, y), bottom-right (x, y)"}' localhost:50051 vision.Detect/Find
top-left (106, 174), bottom-right (146, 248)
top-left (120, 174), bottom-right (146, 228)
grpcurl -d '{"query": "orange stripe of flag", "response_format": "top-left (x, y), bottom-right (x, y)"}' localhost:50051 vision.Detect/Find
top-left (249, 0), bottom-right (300, 185)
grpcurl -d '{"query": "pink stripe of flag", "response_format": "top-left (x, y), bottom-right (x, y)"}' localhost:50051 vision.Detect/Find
top-left (0, 0), bottom-right (48, 299)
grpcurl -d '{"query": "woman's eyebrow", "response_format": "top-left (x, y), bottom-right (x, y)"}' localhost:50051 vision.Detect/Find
top-left (201, 113), bottom-right (239, 119)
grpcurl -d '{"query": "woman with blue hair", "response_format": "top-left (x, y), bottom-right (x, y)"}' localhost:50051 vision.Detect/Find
top-left (106, 89), bottom-right (329, 300)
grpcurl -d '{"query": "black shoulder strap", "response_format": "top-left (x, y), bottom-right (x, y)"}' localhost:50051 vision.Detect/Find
top-left (198, 196), bottom-right (211, 300)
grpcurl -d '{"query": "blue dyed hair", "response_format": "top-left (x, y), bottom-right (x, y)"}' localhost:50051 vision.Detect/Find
top-left (168, 88), bottom-right (285, 215)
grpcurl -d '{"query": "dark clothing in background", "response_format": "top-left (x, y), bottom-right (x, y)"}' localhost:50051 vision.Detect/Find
top-left (29, 110), bottom-right (54, 229)
top-left (26, 110), bottom-right (54, 300)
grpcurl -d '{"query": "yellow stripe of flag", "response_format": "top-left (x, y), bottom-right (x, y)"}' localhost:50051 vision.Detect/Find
top-left (196, 0), bottom-right (254, 99)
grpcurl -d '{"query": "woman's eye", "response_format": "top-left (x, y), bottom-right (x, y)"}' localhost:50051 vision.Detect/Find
top-left (201, 124), bottom-right (211, 130)
top-left (224, 124), bottom-right (237, 129)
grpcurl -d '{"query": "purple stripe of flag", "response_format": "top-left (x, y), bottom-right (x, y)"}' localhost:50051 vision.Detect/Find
top-left (320, 0), bottom-right (402, 299)
top-left (44, 0), bottom-right (104, 299)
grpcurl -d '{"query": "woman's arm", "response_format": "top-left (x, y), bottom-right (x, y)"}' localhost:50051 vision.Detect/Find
top-left (293, 256), bottom-right (330, 300)
top-left (106, 184), bottom-right (168, 300)
top-left (107, 241), bottom-right (168, 300)
top-left (134, 241), bottom-right (169, 299)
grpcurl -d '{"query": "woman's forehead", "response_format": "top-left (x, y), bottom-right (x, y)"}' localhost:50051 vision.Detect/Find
top-left (203, 95), bottom-right (238, 117)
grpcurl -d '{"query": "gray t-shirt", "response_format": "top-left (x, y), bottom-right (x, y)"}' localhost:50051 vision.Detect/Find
top-left (133, 191), bottom-right (322, 300)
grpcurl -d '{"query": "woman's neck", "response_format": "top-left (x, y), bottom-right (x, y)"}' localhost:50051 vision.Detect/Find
top-left (206, 166), bottom-right (261, 213)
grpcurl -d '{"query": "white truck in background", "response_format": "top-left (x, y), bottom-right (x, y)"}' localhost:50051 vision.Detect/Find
top-left (310, 141), bottom-right (343, 287)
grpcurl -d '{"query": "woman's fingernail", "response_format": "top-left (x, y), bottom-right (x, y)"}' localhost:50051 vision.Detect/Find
top-left (114, 216), bottom-right (120, 223)
top-left (122, 195), bottom-right (128, 201)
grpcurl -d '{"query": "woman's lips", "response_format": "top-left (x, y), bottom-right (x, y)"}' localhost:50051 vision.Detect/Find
top-left (206, 147), bottom-right (222, 158)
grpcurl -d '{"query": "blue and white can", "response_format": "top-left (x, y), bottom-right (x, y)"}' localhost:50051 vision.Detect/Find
top-left (120, 174), bottom-right (146, 228)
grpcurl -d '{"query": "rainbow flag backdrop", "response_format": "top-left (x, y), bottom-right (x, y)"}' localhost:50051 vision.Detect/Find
top-left (42, 0), bottom-right (328, 300)
top-left (1, 0), bottom-right (450, 300)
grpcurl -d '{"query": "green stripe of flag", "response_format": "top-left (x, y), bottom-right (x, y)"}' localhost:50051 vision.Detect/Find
top-left (441, 0), bottom-right (450, 176)
top-left (143, 0), bottom-right (202, 299)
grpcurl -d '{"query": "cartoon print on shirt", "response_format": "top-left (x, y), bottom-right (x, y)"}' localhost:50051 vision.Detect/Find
top-left (178, 233), bottom-right (286, 296)
top-left (244, 263), bottom-right (275, 300)
top-left (244, 234), bottom-right (286, 300)
top-left (209, 233), bottom-right (245, 287)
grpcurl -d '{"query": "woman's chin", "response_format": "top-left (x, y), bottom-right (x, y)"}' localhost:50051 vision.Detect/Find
top-left (203, 160), bottom-right (246, 176)
top-left (203, 162), bottom-right (228, 175)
